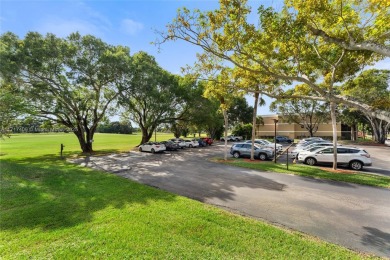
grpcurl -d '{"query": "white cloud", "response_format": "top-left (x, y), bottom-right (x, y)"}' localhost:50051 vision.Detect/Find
top-left (120, 19), bottom-right (144, 35)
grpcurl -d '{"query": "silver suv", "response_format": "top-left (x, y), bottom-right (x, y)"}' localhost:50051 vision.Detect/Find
top-left (230, 143), bottom-right (274, 161)
top-left (297, 146), bottom-right (372, 170)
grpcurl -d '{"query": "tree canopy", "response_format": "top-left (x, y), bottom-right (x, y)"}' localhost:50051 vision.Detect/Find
top-left (270, 87), bottom-right (330, 137)
top-left (0, 32), bottom-right (131, 152)
top-left (158, 0), bottom-right (390, 122)
top-left (119, 51), bottom-right (195, 144)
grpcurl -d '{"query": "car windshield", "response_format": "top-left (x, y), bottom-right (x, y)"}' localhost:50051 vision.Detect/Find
top-left (261, 140), bottom-right (272, 144)
top-left (307, 146), bottom-right (324, 152)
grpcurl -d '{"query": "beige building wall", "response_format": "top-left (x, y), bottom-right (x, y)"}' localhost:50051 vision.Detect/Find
top-left (256, 115), bottom-right (341, 139)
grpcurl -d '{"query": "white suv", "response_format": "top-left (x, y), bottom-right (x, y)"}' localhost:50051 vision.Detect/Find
top-left (297, 147), bottom-right (372, 170)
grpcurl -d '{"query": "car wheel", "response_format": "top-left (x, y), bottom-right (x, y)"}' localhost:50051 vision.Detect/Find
top-left (349, 160), bottom-right (363, 170)
top-left (189, 144), bottom-right (193, 148)
top-left (139, 147), bottom-right (143, 152)
top-left (258, 153), bottom-right (267, 161)
top-left (233, 152), bottom-right (240, 158)
top-left (151, 148), bottom-right (155, 154)
top-left (305, 157), bottom-right (316, 166)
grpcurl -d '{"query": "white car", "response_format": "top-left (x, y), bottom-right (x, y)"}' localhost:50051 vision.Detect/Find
top-left (296, 139), bottom-right (329, 149)
top-left (139, 142), bottom-right (166, 153)
top-left (385, 139), bottom-right (390, 146)
top-left (290, 142), bottom-right (336, 158)
top-left (297, 146), bottom-right (372, 170)
top-left (245, 139), bottom-right (283, 153)
top-left (184, 140), bottom-right (199, 148)
top-left (170, 138), bottom-right (187, 149)
top-left (297, 137), bottom-right (324, 145)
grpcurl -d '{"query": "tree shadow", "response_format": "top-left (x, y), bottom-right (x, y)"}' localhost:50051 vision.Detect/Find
top-left (361, 226), bottom-right (390, 256)
top-left (0, 157), bottom-right (175, 231)
top-left (76, 152), bottom-right (286, 204)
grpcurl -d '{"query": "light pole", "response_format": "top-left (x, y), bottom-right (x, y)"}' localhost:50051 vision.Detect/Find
top-left (273, 119), bottom-right (278, 163)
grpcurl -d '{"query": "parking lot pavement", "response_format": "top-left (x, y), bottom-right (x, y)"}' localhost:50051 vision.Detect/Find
top-left (70, 144), bottom-right (390, 257)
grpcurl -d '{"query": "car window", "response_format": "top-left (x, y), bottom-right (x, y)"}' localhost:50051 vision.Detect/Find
top-left (337, 148), bottom-right (348, 154)
top-left (318, 148), bottom-right (333, 154)
top-left (243, 144), bottom-right (252, 149)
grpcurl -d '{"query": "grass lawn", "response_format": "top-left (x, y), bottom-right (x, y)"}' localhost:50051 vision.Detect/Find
top-left (0, 132), bottom-right (175, 159)
top-left (0, 134), bottom-right (376, 258)
top-left (216, 159), bottom-right (390, 189)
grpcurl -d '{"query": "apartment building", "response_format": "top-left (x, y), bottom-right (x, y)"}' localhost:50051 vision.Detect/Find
top-left (256, 115), bottom-right (349, 139)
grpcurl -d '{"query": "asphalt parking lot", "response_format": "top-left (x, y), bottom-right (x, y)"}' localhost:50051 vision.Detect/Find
top-left (71, 142), bottom-right (390, 257)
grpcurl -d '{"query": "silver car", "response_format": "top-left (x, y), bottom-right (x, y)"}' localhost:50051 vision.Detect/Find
top-left (230, 143), bottom-right (274, 161)
top-left (297, 146), bottom-right (372, 170)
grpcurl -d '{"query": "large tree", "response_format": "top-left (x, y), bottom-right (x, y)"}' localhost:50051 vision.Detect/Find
top-left (341, 69), bottom-right (390, 143)
top-left (0, 82), bottom-right (26, 138)
top-left (119, 52), bottom-right (192, 145)
top-left (288, 0), bottom-right (390, 57)
top-left (227, 97), bottom-right (253, 126)
top-left (0, 32), bottom-right (131, 152)
top-left (270, 87), bottom-right (331, 137)
top-left (158, 0), bottom-right (389, 168)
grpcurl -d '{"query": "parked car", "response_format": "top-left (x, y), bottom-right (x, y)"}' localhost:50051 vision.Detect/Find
top-left (184, 140), bottom-right (199, 148)
top-left (246, 139), bottom-right (283, 153)
top-left (160, 141), bottom-right (180, 151)
top-left (385, 139), bottom-right (390, 146)
top-left (297, 137), bottom-right (324, 145)
top-left (290, 142), bottom-right (336, 158)
top-left (139, 142), bottom-right (166, 153)
top-left (201, 137), bottom-right (214, 145)
top-left (230, 143), bottom-right (274, 160)
top-left (297, 146), bottom-right (372, 170)
top-left (275, 136), bottom-right (293, 143)
top-left (294, 145), bottom-right (333, 159)
top-left (296, 139), bottom-right (329, 148)
top-left (193, 138), bottom-right (207, 147)
top-left (221, 135), bottom-right (243, 141)
top-left (170, 138), bottom-right (187, 149)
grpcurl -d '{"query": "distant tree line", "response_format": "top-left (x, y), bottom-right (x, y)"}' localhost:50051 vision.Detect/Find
top-left (97, 121), bottom-right (133, 134)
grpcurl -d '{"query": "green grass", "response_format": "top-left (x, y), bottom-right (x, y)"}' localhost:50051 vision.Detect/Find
top-left (0, 132), bottom-right (175, 159)
top-left (0, 133), bottom-right (377, 258)
top-left (217, 159), bottom-right (390, 188)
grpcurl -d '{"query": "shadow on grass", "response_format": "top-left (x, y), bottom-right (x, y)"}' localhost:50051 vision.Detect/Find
top-left (0, 157), bottom-right (176, 231)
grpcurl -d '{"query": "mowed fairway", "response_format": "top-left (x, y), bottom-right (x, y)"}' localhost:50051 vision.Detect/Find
top-left (0, 134), bottom-right (373, 258)
top-left (0, 132), bottom-right (174, 159)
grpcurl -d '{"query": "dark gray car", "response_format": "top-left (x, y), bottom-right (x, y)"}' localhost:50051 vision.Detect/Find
top-left (230, 143), bottom-right (274, 160)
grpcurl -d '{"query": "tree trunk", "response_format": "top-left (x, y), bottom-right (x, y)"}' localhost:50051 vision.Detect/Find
top-left (351, 124), bottom-right (357, 141)
top-left (370, 118), bottom-right (388, 144)
top-left (223, 109), bottom-right (228, 161)
top-left (74, 130), bottom-right (93, 153)
top-left (140, 127), bottom-right (150, 144)
top-left (250, 93), bottom-right (259, 160)
top-left (330, 102), bottom-right (338, 170)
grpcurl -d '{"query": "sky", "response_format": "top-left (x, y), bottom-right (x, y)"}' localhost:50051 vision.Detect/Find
top-left (1, 0), bottom-right (389, 116)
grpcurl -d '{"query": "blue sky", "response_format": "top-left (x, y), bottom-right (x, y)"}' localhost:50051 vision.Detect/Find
top-left (1, 0), bottom-right (388, 116)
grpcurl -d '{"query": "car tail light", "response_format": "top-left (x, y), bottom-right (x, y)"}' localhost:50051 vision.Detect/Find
top-left (360, 153), bottom-right (370, 158)
top-left (156, 145), bottom-right (160, 148)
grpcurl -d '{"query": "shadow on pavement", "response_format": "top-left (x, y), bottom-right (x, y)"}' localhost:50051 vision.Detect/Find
top-left (362, 226), bottom-right (390, 256)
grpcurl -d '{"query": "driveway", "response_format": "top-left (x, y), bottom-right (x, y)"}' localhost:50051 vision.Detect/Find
top-left (71, 145), bottom-right (390, 257)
